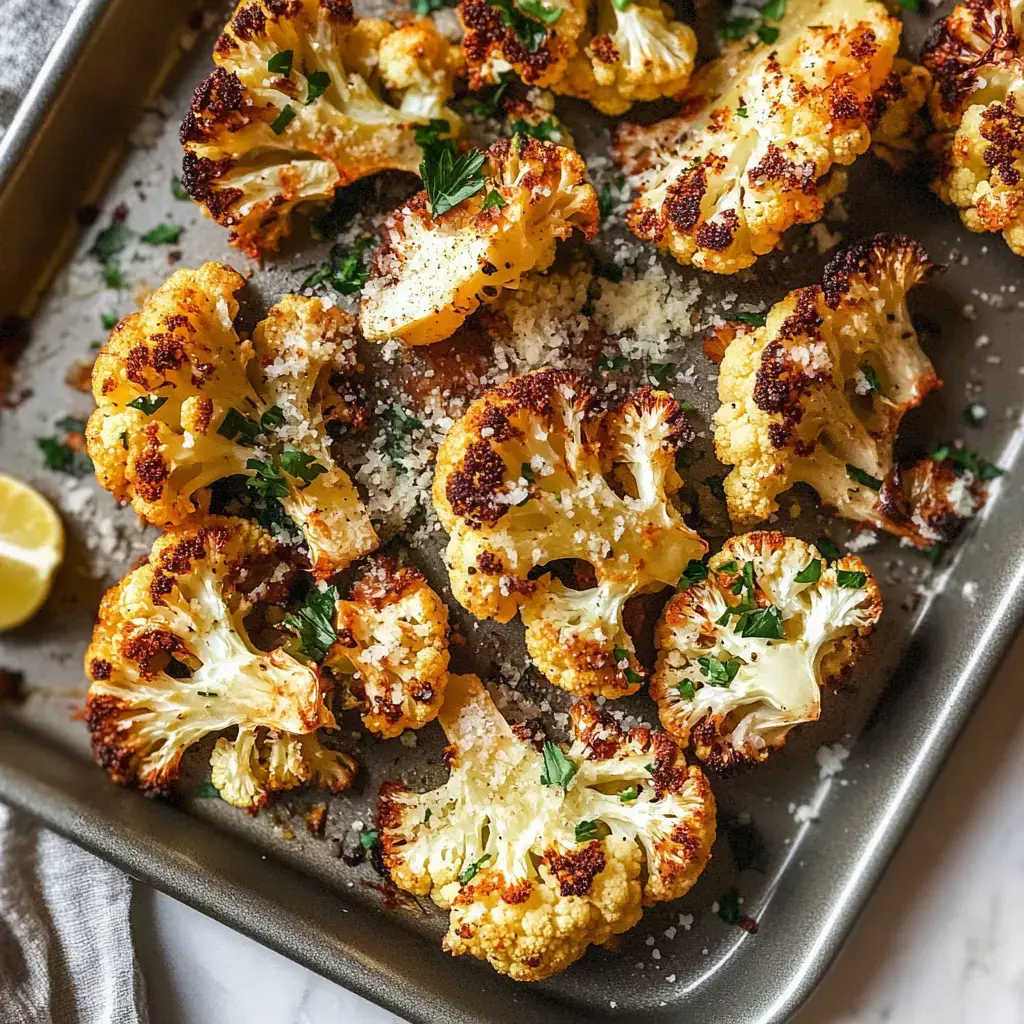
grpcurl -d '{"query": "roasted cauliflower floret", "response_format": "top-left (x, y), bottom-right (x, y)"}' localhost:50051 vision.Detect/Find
top-left (554, 0), bottom-right (698, 116)
top-left (612, 0), bottom-right (908, 273)
top-left (458, 0), bottom-right (588, 91)
top-left (359, 136), bottom-right (598, 346)
top-left (180, 0), bottom-right (463, 256)
top-left (210, 725), bottom-right (357, 810)
top-left (652, 533), bottom-right (882, 768)
top-left (713, 235), bottom-right (943, 545)
top-left (325, 555), bottom-right (450, 739)
top-left (85, 263), bottom-right (376, 576)
top-left (84, 518), bottom-right (354, 810)
top-left (378, 673), bottom-right (715, 981)
top-left (870, 59), bottom-right (933, 172)
top-left (433, 369), bottom-right (707, 698)
top-left (922, 0), bottom-right (1024, 255)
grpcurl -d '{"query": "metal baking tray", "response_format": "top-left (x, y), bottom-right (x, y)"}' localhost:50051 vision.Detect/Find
top-left (1, 1), bottom-right (1021, 1021)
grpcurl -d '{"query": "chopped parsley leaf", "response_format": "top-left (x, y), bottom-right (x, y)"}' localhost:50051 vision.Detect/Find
top-left (575, 820), bottom-right (600, 843)
top-left (279, 445), bottom-right (327, 486)
top-left (481, 189), bottom-right (506, 210)
top-left (100, 311), bottom-right (118, 330)
top-left (756, 23), bottom-right (779, 43)
top-left (648, 362), bottom-right (674, 386)
top-left (860, 364), bottom-right (882, 394)
top-left (735, 605), bottom-right (784, 640)
top-left (171, 175), bottom-right (189, 201)
top-left (102, 260), bottom-right (126, 290)
top-left (260, 405), bottom-right (285, 431)
top-left (197, 690), bottom-right (218, 698)
top-left (717, 560), bottom-right (738, 575)
top-left (127, 394), bottom-right (167, 415)
top-left (218, 408), bottom-right (262, 445)
top-left (924, 545), bottom-right (943, 566)
top-left (141, 224), bottom-right (183, 245)
top-left (383, 404), bottom-right (425, 466)
top-left (422, 143), bottom-right (486, 217)
top-left (195, 781), bottom-right (221, 799)
top-left (300, 237), bottom-right (372, 295)
top-left (37, 434), bottom-right (92, 477)
top-left (89, 219), bottom-right (132, 262)
top-left (359, 828), bottom-right (379, 850)
top-left (619, 786), bottom-right (639, 803)
top-left (846, 463), bottom-right (883, 491)
top-left (717, 16), bottom-right (754, 39)
top-left (899, 0), bottom-right (921, 10)
top-left (509, 117), bottom-right (556, 141)
top-left (930, 445), bottom-right (1003, 480)
top-left (520, 462), bottom-right (536, 484)
top-left (485, 0), bottom-right (557, 51)
top-left (704, 474), bottom-right (726, 501)
top-left (698, 656), bottom-right (741, 687)
top-left (540, 741), bottom-right (578, 788)
top-left (270, 105), bottom-right (297, 134)
top-left (815, 536), bottom-right (841, 562)
top-left (305, 70), bottom-right (330, 105)
top-left (731, 311), bottom-right (767, 327)
top-left (464, 73), bottom-right (511, 117)
top-left (836, 569), bottom-right (867, 589)
top-left (284, 585), bottom-right (338, 661)
top-left (519, 0), bottom-right (563, 23)
top-left (677, 558), bottom-right (708, 590)
top-left (795, 559), bottom-right (822, 584)
top-left (267, 49), bottom-right (293, 75)
top-left (678, 679), bottom-right (696, 701)
top-left (246, 458), bottom-right (289, 499)
top-left (761, 0), bottom-right (786, 17)
top-left (595, 261), bottom-right (624, 283)
top-left (736, 105), bottom-right (749, 118)
top-left (459, 853), bottom-right (491, 886)
top-left (600, 353), bottom-right (629, 371)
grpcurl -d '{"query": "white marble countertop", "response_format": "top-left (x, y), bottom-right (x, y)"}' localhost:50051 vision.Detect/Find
top-left (128, 632), bottom-right (1024, 1024)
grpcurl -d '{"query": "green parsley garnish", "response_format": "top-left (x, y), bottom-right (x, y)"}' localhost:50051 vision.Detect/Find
top-left (540, 741), bottom-right (578, 788)
top-left (519, 0), bottom-right (563, 23)
top-left (246, 458), bottom-right (289, 499)
top-left (598, 183), bottom-right (616, 218)
top-left (196, 690), bottom-right (218, 698)
top-left (930, 445), bottom-right (1003, 480)
top-left (218, 408), bottom-right (262, 445)
top-left (731, 311), bottom-right (767, 327)
top-left (613, 648), bottom-right (643, 684)
top-left (465, 73), bottom-right (512, 117)
top-left (698, 656), bottom-right (741, 687)
top-left (279, 445), bottom-right (327, 486)
top-left (678, 680), bottom-right (696, 701)
top-left (761, 0), bottom-right (786, 17)
top-left (195, 781), bottom-right (221, 799)
top-left (171, 175), bottom-right (189, 201)
top-left (898, 0), bottom-right (921, 11)
top-left (610, 0), bottom-right (632, 9)
top-left (717, 560), bottom-right (738, 575)
top-left (359, 828), bottom-right (379, 850)
top-left (100, 311), bottom-right (118, 330)
top-left (756, 24), bottom-right (779, 43)
top-left (459, 853), bottom-right (491, 885)
top-left (704, 474), bottom-right (727, 502)
top-left (509, 117), bottom-right (557, 141)
top-left (736, 106), bottom-right (749, 118)
top-left (795, 559), bottom-right (822, 584)
top-left (481, 189), bottom-right (506, 210)
top-left (619, 786), bottom-right (639, 803)
top-left (717, 16), bottom-right (754, 39)
top-left (815, 536), bottom-right (841, 562)
top-left (260, 405), bottom-right (285, 431)
top-left (102, 261), bottom-right (126, 289)
top-left (924, 545), bottom-right (943, 566)
top-left (127, 394), bottom-right (167, 415)
top-left (735, 605), bottom-right (784, 640)
top-left (412, 0), bottom-right (458, 11)
top-left (836, 569), bottom-right (867, 589)
top-left (383, 404), bottom-right (425, 465)
top-left (520, 462), bottom-right (536, 483)
top-left (284, 585), bottom-right (338, 661)
top-left (846, 464), bottom-right (883, 491)
top-left (300, 237), bottom-right (372, 294)
top-left (270, 105), bottom-right (297, 134)
top-left (90, 219), bottom-right (132, 262)
top-left (677, 559), bottom-right (708, 591)
top-left (485, 0), bottom-right (559, 51)
top-left (595, 261), bottom-right (624, 283)
top-left (648, 362), bottom-right (674, 386)
top-left (600, 353), bottom-right (629, 371)
top-left (37, 426), bottom-right (92, 476)
top-left (142, 224), bottom-right (184, 246)
top-left (305, 70), bottom-right (330, 104)
top-left (860, 364), bottom-right (882, 394)
top-left (575, 820), bottom-right (600, 843)
top-left (422, 145), bottom-right (486, 217)
top-left (267, 50), bottom-right (293, 75)
top-left (717, 889), bottom-right (741, 925)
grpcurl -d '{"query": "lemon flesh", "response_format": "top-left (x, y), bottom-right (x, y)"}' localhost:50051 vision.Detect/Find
top-left (0, 474), bottom-right (65, 631)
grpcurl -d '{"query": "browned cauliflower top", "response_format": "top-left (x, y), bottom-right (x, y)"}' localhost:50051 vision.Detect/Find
top-left (84, 517), bottom-right (354, 808)
top-left (713, 234), bottom-right (951, 545)
top-left (181, 0), bottom-right (463, 256)
top-left (86, 263), bottom-right (376, 576)
top-left (433, 368), bottom-right (706, 698)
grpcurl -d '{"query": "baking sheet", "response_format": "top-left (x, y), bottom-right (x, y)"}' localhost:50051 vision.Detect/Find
top-left (1, 1), bottom-right (1023, 1022)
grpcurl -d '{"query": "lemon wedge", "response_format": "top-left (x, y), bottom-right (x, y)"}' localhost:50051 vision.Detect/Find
top-left (0, 474), bottom-right (65, 631)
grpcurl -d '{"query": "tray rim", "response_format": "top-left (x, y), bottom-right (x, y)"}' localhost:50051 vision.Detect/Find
top-left (2, 2), bottom-right (1023, 1022)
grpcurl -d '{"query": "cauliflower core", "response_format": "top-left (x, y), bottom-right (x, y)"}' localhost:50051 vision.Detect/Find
top-left (713, 234), bottom-right (946, 545)
top-left (86, 263), bottom-right (376, 576)
top-left (181, 0), bottom-right (463, 256)
top-left (922, 0), bottom-right (1024, 255)
top-left (433, 369), bottom-right (707, 698)
top-left (458, 0), bottom-right (695, 114)
top-left (359, 136), bottom-right (599, 346)
top-left (326, 555), bottom-right (450, 738)
top-left (378, 673), bottom-right (716, 981)
top-left (612, 0), bottom-right (910, 273)
top-left (652, 532), bottom-right (882, 768)
top-left (84, 518), bottom-right (355, 810)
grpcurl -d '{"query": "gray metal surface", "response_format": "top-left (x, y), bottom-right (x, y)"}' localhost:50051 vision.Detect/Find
top-left (1, 1), bottom-right (1022, 1022)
